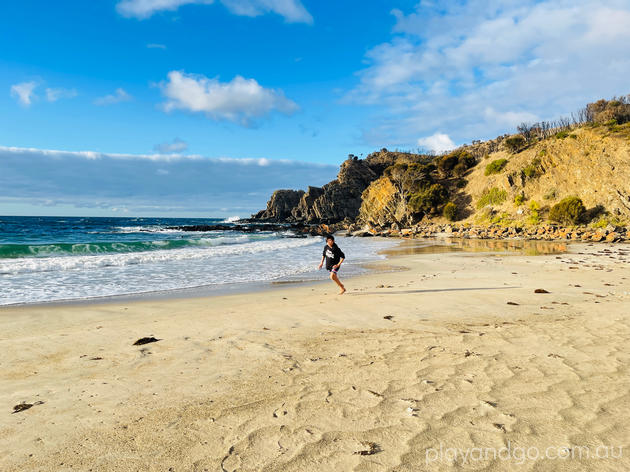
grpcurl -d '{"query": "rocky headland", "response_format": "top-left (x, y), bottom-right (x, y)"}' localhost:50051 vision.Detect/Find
top-left (251, 97), bottom-right (630, 243)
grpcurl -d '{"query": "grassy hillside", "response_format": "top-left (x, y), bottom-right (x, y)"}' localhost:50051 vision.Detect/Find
top-left (358, 97), bottom-right (630, 229)
top-left (461, 124), bottom-right (630, 227)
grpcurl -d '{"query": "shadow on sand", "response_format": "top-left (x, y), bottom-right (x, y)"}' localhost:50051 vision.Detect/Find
top-left (351, 286), bottom-right (519, 296)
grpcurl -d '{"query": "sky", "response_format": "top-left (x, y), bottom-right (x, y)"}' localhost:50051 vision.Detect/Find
top-left (2, 0), bottom-right (630, 217)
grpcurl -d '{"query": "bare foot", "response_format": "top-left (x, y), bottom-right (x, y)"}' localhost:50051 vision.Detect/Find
top-left (339, 287), bottom-right (346, 295)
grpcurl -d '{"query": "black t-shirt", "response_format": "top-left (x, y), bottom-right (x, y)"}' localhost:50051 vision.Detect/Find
top-left (323, 243), bottom-right (345, 270)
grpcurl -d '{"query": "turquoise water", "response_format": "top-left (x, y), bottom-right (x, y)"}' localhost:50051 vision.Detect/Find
top-left (0, 216), bottom-right (394, 305)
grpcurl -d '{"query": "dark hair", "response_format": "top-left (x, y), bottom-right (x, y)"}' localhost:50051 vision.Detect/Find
top-left (325, 234), bottom-right (335, 241)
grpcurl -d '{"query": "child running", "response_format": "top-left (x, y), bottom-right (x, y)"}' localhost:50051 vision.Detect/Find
top-left (317, 234), bottom-right (346, 295)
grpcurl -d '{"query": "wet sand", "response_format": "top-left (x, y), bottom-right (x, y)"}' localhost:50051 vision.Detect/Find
top-left (1, 242), bottom-right (630, 471)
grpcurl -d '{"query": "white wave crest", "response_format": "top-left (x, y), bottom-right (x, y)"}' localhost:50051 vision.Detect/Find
top-left (0, 237), bottom-right (318, 275)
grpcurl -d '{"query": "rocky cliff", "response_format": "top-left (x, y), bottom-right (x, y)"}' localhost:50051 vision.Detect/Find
top-left (253, 153), bottom-right (400, 223)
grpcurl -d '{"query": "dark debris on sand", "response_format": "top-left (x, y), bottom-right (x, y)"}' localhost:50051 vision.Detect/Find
top-left (133, 337), bottom-right (161, 346)
top-left (354, 441), bottom-right (382, 456)
top-left (12, 401), bottom-right (44, 414)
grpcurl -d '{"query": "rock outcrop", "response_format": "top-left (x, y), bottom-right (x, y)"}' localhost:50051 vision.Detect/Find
top-left (253, 189), bottom-right (304, 221)
top-left (358, 176), bottom-right (411, 228)
top-left (254, 156), bottom-right (389, 224)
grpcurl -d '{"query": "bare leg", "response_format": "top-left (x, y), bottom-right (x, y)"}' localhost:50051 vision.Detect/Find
top-left (330, 272), bottom-right (346, 294)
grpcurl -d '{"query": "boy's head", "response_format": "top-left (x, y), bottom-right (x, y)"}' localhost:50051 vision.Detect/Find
top-left (326, 234), bottom-right (334, 247)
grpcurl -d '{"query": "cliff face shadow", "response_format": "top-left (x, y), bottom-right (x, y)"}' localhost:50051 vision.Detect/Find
top-left (352, 286), bottom-right (519, 296)
top-left (452, 190), bottom-right (473, 220)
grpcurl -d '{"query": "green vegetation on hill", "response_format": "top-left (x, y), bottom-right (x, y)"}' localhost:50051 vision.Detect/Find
top-left (504, 135), bottom-right (526, 153)
top-left (485, 158), bottom-right (508, 175)
top-left (521, 158), bottom-right (543, 179)
top-left (408, 183), bottom-right (449, 215)
top-left (442, 202), bottom-right (457, 221)
top-left (477, 187), bottom-right (508, 208)
top-left (549, 197), bottom-right (586, 225)
top-left (437, 149), bottom-right (476, 177)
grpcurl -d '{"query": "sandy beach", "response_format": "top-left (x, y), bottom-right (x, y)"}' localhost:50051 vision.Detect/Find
top-left (2, 241), bottom-right (630, 471)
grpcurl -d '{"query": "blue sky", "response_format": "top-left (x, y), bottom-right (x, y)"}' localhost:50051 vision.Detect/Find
top-left (2, 0), bottom-right (630, 217)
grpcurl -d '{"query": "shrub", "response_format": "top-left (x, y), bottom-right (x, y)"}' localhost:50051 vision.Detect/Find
top-left (527, 200), bottom-right (541, 225)
top-left (555, 130), bottom-right (570, 139)
top-left (605, 119), bottom-right (620, 132)
top-left (521, 158), bottom-right (542, 179)
top-left (477, 187), bottom-right (507, 208)
top-left (453, 162), bottom-right (468, 177)
top-left (549, 197), bottom-right (586, 225)
top-left (408, 183), bottom-right (449, 214)
top-left (491, 212), bottom-right (514, 226)
top-left (457, 151), bottom-right (476, 169)
top-left (437, 149), bottom-right (476, 176)
top-left (437, 153), bottom-right (459, 174)
top-left (485, 158), bottom-right (508, 175)
top-left (384, 161), bottom-right (433, 196)
top-left (587, 97), bottom-right (630, 125)
top-left (504, 135), bottom-right (526, 153)
top-left (514, 194), bottom-right (526, 206)
top-left (592, 215), bottom-right (626, 228)
top-left (443, 202), bottom-right (457, 221)
top-left (456, 178), bottom-right (467, 188)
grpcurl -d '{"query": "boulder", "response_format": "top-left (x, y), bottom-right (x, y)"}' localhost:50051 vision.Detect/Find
top-left (351, 230), bottom-right (374, 237)
top-left (606, 232), bottom-right (620, 243)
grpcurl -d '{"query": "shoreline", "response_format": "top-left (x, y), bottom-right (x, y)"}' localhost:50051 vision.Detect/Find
top-left (2, 241), bottom-right (630, 470)
top-left (1, 236), bottom-right (571, 309)
top-left (0, 236), bottom-right (400, 309)
top-left (0, 235), bottom-right (398, 309)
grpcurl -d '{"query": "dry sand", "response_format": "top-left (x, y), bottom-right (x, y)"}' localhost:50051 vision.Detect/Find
top-left (1, 241), bottom-right (630, 471)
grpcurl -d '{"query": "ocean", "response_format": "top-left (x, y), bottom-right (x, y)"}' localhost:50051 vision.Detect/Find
top-left (0, 216), bottom-right (395, 306)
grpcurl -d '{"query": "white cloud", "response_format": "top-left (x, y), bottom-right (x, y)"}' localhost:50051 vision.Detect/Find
top-left (116, 0), bottom-right (312, 23)
top-left (220, 0), bottom-right (312, 23)
top-left (0, 145), bottom-right (338, 216)
top-left (10, 82), bottom-right (78, 106)
top-left (348, 0), bottom-right (630, 146)
top-left (10, 81), bottom-right (38, 106)
top-left (154, 137), bottom-right (188, 154)
top-left (117, 0), bottom-right (213, 18)
top-left (94, 88), bottom-right (132, 106)
top-left (160, 70), bottom-right (298, 125)
top-left (483, 107), bottom-right (539, 129)
top-left (45, 87), bottom-right (78, 102)
top-left (147, 43), bottom-right (167, 49)
top-left (417, 133), bottom-right (456, 154)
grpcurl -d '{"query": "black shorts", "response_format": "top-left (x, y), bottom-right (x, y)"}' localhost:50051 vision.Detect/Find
top-left (327, 265), bottom-right (340, 274)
